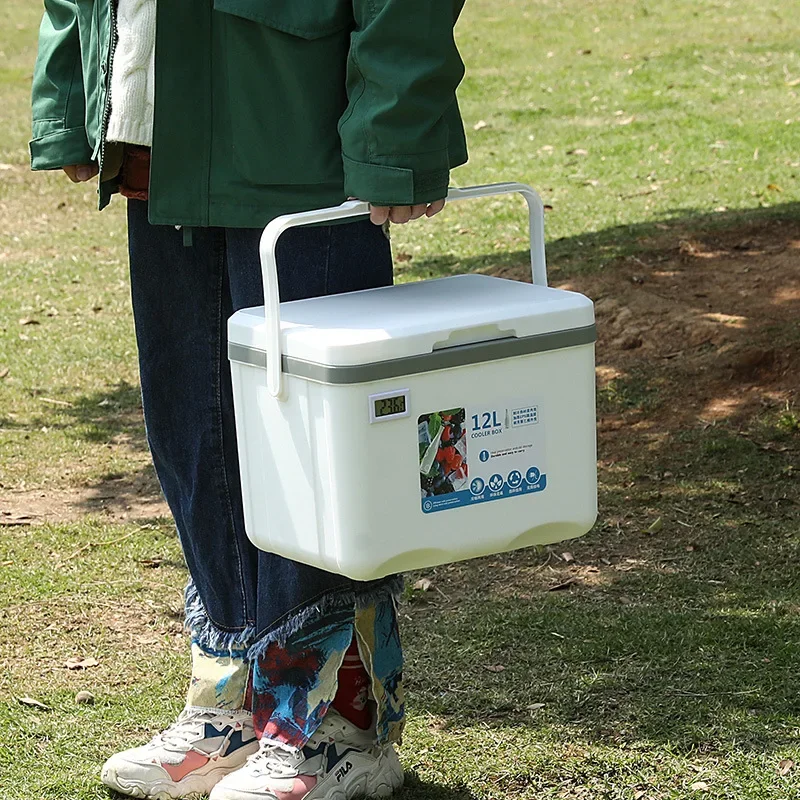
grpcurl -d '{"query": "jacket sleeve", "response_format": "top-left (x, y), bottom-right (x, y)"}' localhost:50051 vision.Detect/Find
top-left (30, 0), bottom-right (93, 170)
top-left (339, 0), bottom-right (466, 206)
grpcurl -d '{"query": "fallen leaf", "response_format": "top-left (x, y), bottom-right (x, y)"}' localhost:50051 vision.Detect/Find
top-left (473, 120), bottom-right (488, 131)
top-left (0, 367), bottom-right (8, 379)
top-left (583, 179), bottom-right (600, 187)
top-left (527, 702), bottom-right (546, 711)
top-left (767, 183), bottom-right (783, 192)
top-left (647, 517), bottom-right (663, 534)
top-left (567, 148), bottom-right (589, 156)
top-left (19, 317), bottom-right (40, 326)
top-left (138, 557), bottom-right (164, 568)
top-left (413, 578), bottom-right (433, 592)
top-left (561, 552), bottom-right (575, 563)
top-left (18, 696), bottom-right (50, 711)
top-left (75, 690), bottom-right (95, 705)
top-left (482, 664), bottom-right (505, 673)
top-left (634, 791), bottom-right (647, 800)
top-left (691, 782), bottom-right (709, 792)
top-left (778, 759), bottom-right (794, 776)
top-left (395, 252), bottom-right (413, 263)
top-left (65, 656), bottom-right (100, 670)
top-left (617, 115), bottom-right (635, 126)
top-left (548, 577), bottom-right (577, 591)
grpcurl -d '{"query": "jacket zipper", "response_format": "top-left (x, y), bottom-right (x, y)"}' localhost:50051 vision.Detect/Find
top-left (98, 0), bottom-right (118, 182)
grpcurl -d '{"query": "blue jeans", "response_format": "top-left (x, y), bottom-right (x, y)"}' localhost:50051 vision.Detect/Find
top-left (126, 201), bottom-right (402, 654)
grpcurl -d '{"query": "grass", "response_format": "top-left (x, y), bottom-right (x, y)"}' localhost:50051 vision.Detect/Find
top-left (1, 0), bottom-right (800, 798)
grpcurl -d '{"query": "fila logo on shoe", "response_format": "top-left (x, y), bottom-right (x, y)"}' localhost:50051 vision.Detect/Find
top-left (335, 760), bottom-right (354, 782)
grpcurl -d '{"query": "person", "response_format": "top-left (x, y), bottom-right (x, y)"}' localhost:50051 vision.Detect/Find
top-left (30, 1), bottom-right (468, 798)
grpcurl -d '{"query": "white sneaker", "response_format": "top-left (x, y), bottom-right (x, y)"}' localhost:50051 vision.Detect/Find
top-left (208, 710), bottom-right (404, 800)
top-left (101, 707), bottom-right (259, 799)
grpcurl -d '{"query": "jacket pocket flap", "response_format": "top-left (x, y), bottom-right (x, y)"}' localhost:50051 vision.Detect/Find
top-left (213, 0), bottom-right (351, 39)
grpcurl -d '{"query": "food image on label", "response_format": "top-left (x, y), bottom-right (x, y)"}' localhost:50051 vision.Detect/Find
top-left (419, 400), bottom-right (547, 514)
top-left (418, 409), bottom-right (469, 504)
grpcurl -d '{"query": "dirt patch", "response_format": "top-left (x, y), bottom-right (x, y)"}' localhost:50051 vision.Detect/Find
top-left (0, 470), bottom-right (169, 526)
top-left (504, 217), bottom-right (800, 456)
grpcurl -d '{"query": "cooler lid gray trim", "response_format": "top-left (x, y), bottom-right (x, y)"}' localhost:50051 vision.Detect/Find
top-left (229, 323), bottom-right (596, 386)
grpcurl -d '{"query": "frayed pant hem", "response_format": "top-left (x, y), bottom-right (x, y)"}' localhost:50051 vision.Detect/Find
top-left (184, 579), bottom-right (256, 654)
top-left (246, 574), bottom-right (405, 661)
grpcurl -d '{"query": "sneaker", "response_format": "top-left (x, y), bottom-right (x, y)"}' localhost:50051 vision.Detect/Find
top-left (208, 709), bottom-right (404, 800)
top-left (101, 707), bottom-right (259, 799)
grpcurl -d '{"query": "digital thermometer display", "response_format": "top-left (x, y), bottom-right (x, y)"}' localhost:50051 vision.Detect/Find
top-left (369, 390), bottom-right (410, 423)
top-left (374, 395), bottom-right (406, 418)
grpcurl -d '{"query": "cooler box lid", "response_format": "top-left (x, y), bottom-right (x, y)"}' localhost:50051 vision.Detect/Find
top-left (228, 274), bottom-right (595, 382)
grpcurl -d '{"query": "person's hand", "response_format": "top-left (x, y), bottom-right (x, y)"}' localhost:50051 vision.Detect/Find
top-left (62, 164), bottom-right (99, 183)
top-left (368, 199), bottom-right (446, 226)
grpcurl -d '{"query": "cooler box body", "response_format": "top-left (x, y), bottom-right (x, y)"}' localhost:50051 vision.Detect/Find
top-left (228, 272), bottom-right (597, 581)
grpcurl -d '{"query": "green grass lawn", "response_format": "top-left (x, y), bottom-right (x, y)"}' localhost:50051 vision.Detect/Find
top-left (1, 0), bottom-right (799, 798)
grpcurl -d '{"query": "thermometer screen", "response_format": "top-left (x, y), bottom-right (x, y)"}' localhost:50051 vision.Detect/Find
top-left (374, 395), bottom-right (407, 418)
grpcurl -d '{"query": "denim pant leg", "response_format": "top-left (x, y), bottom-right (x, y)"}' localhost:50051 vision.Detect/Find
top-left (127, 202), bottom-right (402, 655)
top-left (128, 202), bottom-right (257, 646)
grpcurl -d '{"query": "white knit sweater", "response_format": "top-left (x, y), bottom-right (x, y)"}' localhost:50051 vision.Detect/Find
top-left (107, 0), bottom-right (156, 146)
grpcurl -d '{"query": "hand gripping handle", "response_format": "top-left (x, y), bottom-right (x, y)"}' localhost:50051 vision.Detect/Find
top-left (258, 182), bottom-right (547, 399)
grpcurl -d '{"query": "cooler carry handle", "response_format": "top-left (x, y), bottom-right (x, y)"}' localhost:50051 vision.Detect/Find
top-left (259, 182), bottom-right (547, 399)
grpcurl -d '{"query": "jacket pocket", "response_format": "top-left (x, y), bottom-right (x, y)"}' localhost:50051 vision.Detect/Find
top-left (213, 0), bottom-right (351, 39)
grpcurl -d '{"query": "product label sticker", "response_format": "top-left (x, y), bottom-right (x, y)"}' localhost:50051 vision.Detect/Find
top-left (418, 402), bottom-right (547, 514)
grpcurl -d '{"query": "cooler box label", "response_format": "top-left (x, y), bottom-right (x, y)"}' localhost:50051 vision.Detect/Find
top-left (418, 402), bottom-right (547, 514)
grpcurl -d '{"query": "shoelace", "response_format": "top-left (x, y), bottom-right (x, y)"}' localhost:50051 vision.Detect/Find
top-left (154, 709), bottom-right (225, 751)
top-left (247, 739), bottom-right (303, 777)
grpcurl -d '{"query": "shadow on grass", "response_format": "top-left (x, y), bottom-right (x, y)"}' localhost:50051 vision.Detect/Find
top-left (402, 416), bottom-right (800, 755)
top-left (396, 200), bottom-right (800, 280)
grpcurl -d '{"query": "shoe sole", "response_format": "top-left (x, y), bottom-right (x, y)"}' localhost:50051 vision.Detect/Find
top-left (210, 748), bottom-right (404, 800)
top-left (102, 764), bottom-right (250, 800)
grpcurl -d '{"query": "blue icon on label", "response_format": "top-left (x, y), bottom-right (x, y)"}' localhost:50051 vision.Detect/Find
top-left (470, 478), bottom-right (485, 495)
top-left (479, 450), bottom-right (490, 463)
top-left (526, 466), bottom-right (541, 485)
top-left (423, 500), bottom-right (433, 512)
top-left (507, 470), bottom-right (522, 488)
top-left (488, 473), bottom-right (505, 492)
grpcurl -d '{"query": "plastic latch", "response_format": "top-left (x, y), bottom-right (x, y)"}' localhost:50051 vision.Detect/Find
top-left (432, 324), bottom-right (516, 351)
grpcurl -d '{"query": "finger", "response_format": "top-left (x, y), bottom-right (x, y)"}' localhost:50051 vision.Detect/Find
top-left (426, 199), bottom-right (447, 218)
top-left (389, 206), bottom-right (413, 224)
top-left (409, 204), bottom-right (428, 221)
top-left (370, 206), bottom-right (390, 225)
top-left (76, 164), bottom-right (98, 181)
top-left (63, 166), bottom-right (80, 183)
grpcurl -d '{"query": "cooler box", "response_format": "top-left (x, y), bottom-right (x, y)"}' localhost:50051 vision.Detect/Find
top-left (228, 183), bottom-right (597, 581)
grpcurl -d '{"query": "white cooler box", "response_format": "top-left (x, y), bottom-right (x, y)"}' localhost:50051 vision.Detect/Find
top-left (228, 183), bottom-right (597, 581)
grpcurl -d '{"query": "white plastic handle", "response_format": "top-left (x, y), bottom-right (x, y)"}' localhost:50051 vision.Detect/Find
top-left (259, 182), bottom-right (547, 399)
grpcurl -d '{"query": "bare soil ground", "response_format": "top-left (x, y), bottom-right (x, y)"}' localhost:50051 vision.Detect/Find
top-left (512, 217), bottom-right (800, 458)
top-left (0, 470), bottom-right (168, 525)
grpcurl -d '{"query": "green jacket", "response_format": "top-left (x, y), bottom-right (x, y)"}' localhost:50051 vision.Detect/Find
top-left (30, 0), bottom-right (468, 228)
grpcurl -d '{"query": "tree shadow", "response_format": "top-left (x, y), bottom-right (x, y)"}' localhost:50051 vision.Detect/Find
top-left (396, 201), bottom-right (800, 282)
